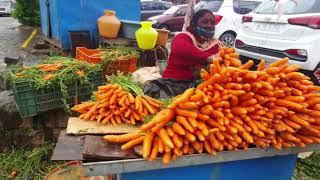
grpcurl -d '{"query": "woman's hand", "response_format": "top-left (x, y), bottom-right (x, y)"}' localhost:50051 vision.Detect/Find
top-left (206, 55), bottom-right (215, 64)
top-left (193, 67), bottom-right (201, 80)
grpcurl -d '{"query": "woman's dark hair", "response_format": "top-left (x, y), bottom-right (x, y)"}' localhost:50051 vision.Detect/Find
top-left (190, 9), bottom-right (215, 27)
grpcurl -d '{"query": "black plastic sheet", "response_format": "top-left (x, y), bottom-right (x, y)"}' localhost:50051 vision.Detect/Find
top-left (144, 78), bottom-right (196, 99)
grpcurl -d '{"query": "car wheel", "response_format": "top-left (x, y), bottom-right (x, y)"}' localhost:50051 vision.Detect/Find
top-left (219, 33), bottom-right (236, 47)
top-left (301, 69), bottom-right (318, 85)
top-left (158, 24), bottom-right (170, 31)
top-left (302, 63), bottom-right (320, 86)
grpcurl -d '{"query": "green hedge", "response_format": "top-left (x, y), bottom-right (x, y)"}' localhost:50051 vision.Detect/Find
top-left (12, 0), bottom-right (40, 26)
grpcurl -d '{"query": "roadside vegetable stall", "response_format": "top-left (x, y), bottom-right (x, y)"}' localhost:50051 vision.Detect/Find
top-left (8, 8), bottom-right (320, 178)
top-left (6, 41), bottom-right (320, 179)
top-left (47, 47), bottom-right (320, 180)
top-left (17, 1), bottom-right (320, 179)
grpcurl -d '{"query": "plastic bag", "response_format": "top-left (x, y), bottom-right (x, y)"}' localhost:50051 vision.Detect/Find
top-left (132, 66), bottom-right (162, 85)
top-left (144, 78), bottom-right (196, 99)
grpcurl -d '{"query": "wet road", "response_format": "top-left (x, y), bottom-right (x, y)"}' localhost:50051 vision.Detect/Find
top-left (0, 17), bottom-right (33, 71)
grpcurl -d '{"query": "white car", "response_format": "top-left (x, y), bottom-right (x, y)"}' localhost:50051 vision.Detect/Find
top-left (195, 0), bottom-right (264, 47)
top-left (0, 0), bottom-right (13, 16)
top-left (235, 0), bottom-right (320, 83)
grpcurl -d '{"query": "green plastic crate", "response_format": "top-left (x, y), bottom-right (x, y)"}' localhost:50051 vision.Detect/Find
top-left (13, 71), bottom-right (104, 118)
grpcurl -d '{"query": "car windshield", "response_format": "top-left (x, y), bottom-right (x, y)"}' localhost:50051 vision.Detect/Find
top-left (0, 1), bottom-right (10, 7)
top-left (233, 0), bottom-right (263, 14)
top-left (254, 0), bottom-right (320, 14)
top-left (164, 6), bottom-right (180, 15)
top-left (195, 0), bottom-right (224, 12)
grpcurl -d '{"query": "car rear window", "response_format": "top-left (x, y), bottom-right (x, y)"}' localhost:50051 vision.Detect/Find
top-left (164, 3), bottom-right (172, 9)
top-left (0, 1), bottom-right (10, 6)
top-left (152, 2), bottom-right (164, 10)
top-left (255, 0), bottom-right (320, 14)
top-left (233, 0), bottom-right (262, 15)
top-left (141, 2), bottom-right (152, 11)
top-left (195, 0), bottom-right (224, 12)
top-left (177, 6), bottom-right (187, 16)
top-left (164, 6), bottom-right (180, 15)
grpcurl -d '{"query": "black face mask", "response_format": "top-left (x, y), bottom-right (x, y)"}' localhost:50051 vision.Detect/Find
top-left (194, 26), bottom-right (215, 40)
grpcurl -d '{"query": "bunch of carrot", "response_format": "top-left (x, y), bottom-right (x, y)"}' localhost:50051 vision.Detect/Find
top-left (216, 47), bottom-right (242, 68)
top-left (15, 72), bottom-right (24, 78)
top-left (200, 47), bottom-right (242, 80)
top-left (14, 67), bottom-right (33, 78)
top-left (15, 60), bottom-right (85, 81)
top-left (103, 47), bottom-right (320, 164)
top-left (36, 61), bottom-right (80, 80)
top-left (36, 61), bottom-right (64, 72)
top-left (72, 83), bottom-right (163, 126)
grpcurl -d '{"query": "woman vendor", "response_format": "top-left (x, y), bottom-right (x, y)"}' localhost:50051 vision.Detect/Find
top-left (144, 9), bottom-right (221, 99)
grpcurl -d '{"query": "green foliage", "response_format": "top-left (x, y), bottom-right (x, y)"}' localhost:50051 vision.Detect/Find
top-left (99, 46), bottom-right (140, 73)
top-left (0, 143), bottom-right (63, 180)
top-left (293, 152), bottom-right (320, 180)
top-left (144, 115), bottom-right (154, 124)
top-left (2, 64), bottom-right (23, 85)
top-left (160, 98), bottom-right (173, 109)
top-left (12, 0), bottom-right (40, 26)
top-left (107, 73), bottom-right (144, 96)
top-left (100, 46), bottom-right (140, 64)
top-left (7, 56), bottom-right (101, 90)
top-left (6, 56), bottom-right (102, 111)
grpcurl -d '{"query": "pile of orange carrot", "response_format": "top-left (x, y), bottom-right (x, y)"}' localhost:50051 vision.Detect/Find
top-left (200, 47), bottom-right (242, 80)
top-left (215, 47), bottom-right (242, 68)
top-left (72, 84), bottom-right (163, 125)
top-left (104, 48), bottom-right (320, 164)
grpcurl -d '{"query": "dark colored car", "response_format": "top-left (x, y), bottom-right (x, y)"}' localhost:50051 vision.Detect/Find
top-left (141, 0), bottom-right (173, 20)
top-left (148, 4), bottom-right (187, 32)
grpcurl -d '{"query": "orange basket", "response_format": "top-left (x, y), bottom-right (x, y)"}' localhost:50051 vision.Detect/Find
top-left (104, 57), bottom-right (137, 75)
top-left (76, 47), bottom-right (103, 63)
top-left (76, 47), bottom-right (137, 75)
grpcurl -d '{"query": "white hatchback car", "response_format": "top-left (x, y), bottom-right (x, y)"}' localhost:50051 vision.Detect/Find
top-left (235, 0), bottom-right (320, 82)
top-left (195, 0), bottom-right (264, 47)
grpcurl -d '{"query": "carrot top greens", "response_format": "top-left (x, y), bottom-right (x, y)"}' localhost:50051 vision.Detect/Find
top-left (5, 56), bottom-right (102, 111)
top-left (107, 73), bottom-right (144, 96)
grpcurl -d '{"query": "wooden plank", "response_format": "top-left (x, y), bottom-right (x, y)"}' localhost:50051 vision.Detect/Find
top-left (82, 135), bottom-right (138, 161)
top-left (51, 130), bottom-right (84, 161)
top-left (83, 144), bottom-right (320, 176)
top-left (66, 117), bottom-right (139, 135)
top-left (44, 37), bottom-right (62, 49)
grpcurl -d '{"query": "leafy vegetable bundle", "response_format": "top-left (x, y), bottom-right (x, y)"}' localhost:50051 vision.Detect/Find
top-left (100, 46), bottom-right (140, 62)
top-left (83, 46), bottom-right (140, 75)
top-left (9, 56), bottom-right (101, 89)
top-left (7, 56), bottom-right (102, 111)
top-left (99, 46), bottom-right (140, 70)
top-left (104, 48), bottom-right (320, 164)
